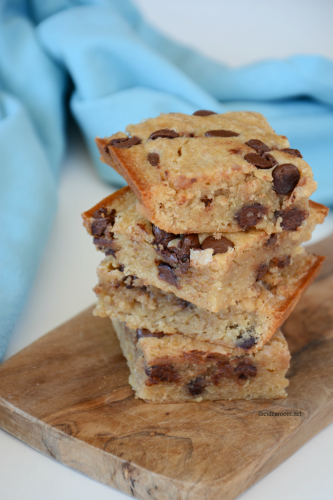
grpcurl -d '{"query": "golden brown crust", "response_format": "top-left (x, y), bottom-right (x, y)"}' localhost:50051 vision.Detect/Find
top-left (96, 138), bottom-right (146, 205)
top-left (308, 200), bottom-right (329, 219)
top-left (267, 254), bottom-right (325, 330)
top-left (82, 186), bottom-right (131, 222)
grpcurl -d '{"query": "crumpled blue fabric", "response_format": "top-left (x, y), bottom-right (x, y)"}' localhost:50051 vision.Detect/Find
top-left (1, 0), bottom-right (333, 360)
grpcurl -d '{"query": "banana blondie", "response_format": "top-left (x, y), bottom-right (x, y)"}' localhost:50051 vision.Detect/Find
top-left (94, 252), bottom-right (323, 354)
top-left (112, 319), bottom-right (290, 403)
top-left (82, 187), bottom-right (327, 312)
top-left (96, 111), bottom-right (316, 234)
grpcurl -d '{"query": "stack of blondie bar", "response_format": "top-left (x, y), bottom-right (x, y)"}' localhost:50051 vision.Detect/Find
top-left (82, 111), bottom-right (327, 403)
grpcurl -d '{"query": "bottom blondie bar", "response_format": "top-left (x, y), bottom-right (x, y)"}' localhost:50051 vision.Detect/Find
top-left (112, 319), bottom-right (290, 403)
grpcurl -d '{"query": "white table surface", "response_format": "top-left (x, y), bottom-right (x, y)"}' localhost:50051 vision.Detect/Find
top-left (1, 1), bottom-right (333, 499)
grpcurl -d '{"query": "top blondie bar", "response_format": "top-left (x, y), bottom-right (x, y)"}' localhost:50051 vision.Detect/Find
top-left (96, 111), bottom-right (317, 234)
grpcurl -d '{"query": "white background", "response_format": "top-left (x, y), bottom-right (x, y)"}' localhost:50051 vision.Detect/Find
top-left (1, 1), bottom-right (333, 499)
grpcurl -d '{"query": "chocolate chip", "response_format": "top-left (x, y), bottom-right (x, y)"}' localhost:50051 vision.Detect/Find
top-left (265, 233), bottom-right (278, 247)
top-left (273, 164), bottom-right (300, 195)
top-left (136, 329), bottom-right (165, 340)
top-left (176, 298), bottom-right (192, 309)
top-left (158, 263), bottom-right (178, 287)
top-left (281, 148), bottom-right (303, 158)
top-left (244, 153), bottom-right (277, 169)
top-left (271, 255), bottom-right (291, 269)
top-left (236, 204), bottom-right (267, 229)
top-left (123, 275), bottom-right (138, 289)
top-left (92, 207), bottom-right (108, 219)
top-left (148, 152), bottom-right (160, 166)
top-left (158, 249), bottom-right (179, 266)
top-left (256, 263), bottom-right (269, 282)
top-left (182, 234), bottom-right (200, 252)
top-left (91, 219), bottom-right (109, 237)
top-left (201, 196), bottom-right (213, 207)
top-left (91, 208), bottom-right (116, 236)
top-left (237, 336), bottom-right (257, 350)
top-left (149, 129), bottom-right (179, 140)
top-left (118, 264), bottom-right (125, 272)
top-left (187, 377), bottom-right (206, 396)
top-left (152, 225), bottom-right (177, 248)
top-left (277, 208), bottom-right (308, 231)
top-left (235, 362), bottom-right (257, 379)
top-left (245, 139), bottom-right (271, 155)
top-left (201, 236), bottom-right (234, 255)
top-left (109, 136), bottom-right (141, 149)
top-left (193, 110), bottom-right (217, 116)
top-left (145, 365), bottom-right (179, 385)
top-left (92, 236), bottom-right (114, 248)
top-left (104, 249), bottom-right (116, 257)
top-left (205, 129), bottom-right (239, 138)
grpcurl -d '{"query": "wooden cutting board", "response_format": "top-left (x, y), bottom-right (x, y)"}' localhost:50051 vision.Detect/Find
top-left (1, 235), bottom-right (333, 500)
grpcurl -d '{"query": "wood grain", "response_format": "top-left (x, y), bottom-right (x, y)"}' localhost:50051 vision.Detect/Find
top-left (0, 236), bottom-right (333, 500)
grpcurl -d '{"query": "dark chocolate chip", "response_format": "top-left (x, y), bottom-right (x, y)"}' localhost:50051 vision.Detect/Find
top-left (182, 234), bottom-right (200, 251)
top-left (256, 263), bottom-right (269, 282)
top-left (158, 249), bottom-right (179, 266)
top-left (91, 208), bottom-right (116, 236)
top-left (281, 148), bottom-right (303, 158)
top-left (91, 218), bottom-right (109, 237)
top-left (152, 224), bottom-right (178, 248)
top-left (271, 255), bottom-right (291, 269)
top-left (193, 110), bottom-right (217, 116)
top-left (149, 129), bottom-right (179, 140)
top-left (244, 152), bottom-right (277, 169)
top-left (118, 264), bottom-right (125, 272)
top-left (136, 329), bottom-right (165, 340)
top-left (237, 336), bottom-right (257, 350)
top-left (265, 233), bottom-right (278, 247)
top-left (157, 263), bottom-right (178, 287)
top-left (201, 196), bottom-right (213, 207)
top-left (148, 152), bottom-right (160, 167)
top-left (123, 275), bottom-right (137, 289)
top-left (201, 236), bottom-right (235, 255)
top-left (277, 208), bottom-right (308, 231)
top-left (273, 164), bottom-right (300, 195)
top-left (187, 377), bottom-right (206, 396)
top-left (109, 136), bottom-right (141, 149)
top-left (104, 248), bottom-right (116, 257)
top-left (235, 362), bottom-right (257, 379)
top-left (178, 259), bottom-right (190, 274)
top-left (236, 204), bottom-right (268, 229)
top-left (176, 298), bottom-right (192, 309)
top-left (92, 236), bottom-right (116, 249)
top-left (92, 207), bottom-right (108, 219)
top-left (145, 365), bottom-right (179, 385)
top-left (245, 139), bottom-right (271, 155)
top-left (205, 129), bottom-right (239, 138)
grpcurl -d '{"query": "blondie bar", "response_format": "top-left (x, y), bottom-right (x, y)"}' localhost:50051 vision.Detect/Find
top-left (82, 187), bottom-right (327, 312)
top-left (94, 252), bottom-right (323, 354)
top-left (112, 319), bottom-right (290, 402)
top-left (96, 111), bottom-right (316, 234)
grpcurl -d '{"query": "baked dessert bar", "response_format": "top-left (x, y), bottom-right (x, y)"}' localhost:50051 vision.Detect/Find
top-left (82, 187), bottom-right (327, 312)
top-left (95, 252), bottom-right (324, 354)
top-left (112, 319), bottom-right (290, 402)
top-left (96, 111), bottom-right (317, 234)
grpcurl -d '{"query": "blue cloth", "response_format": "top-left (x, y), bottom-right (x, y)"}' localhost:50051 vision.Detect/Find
top-left (1, 0), bottom-right (333, 360)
